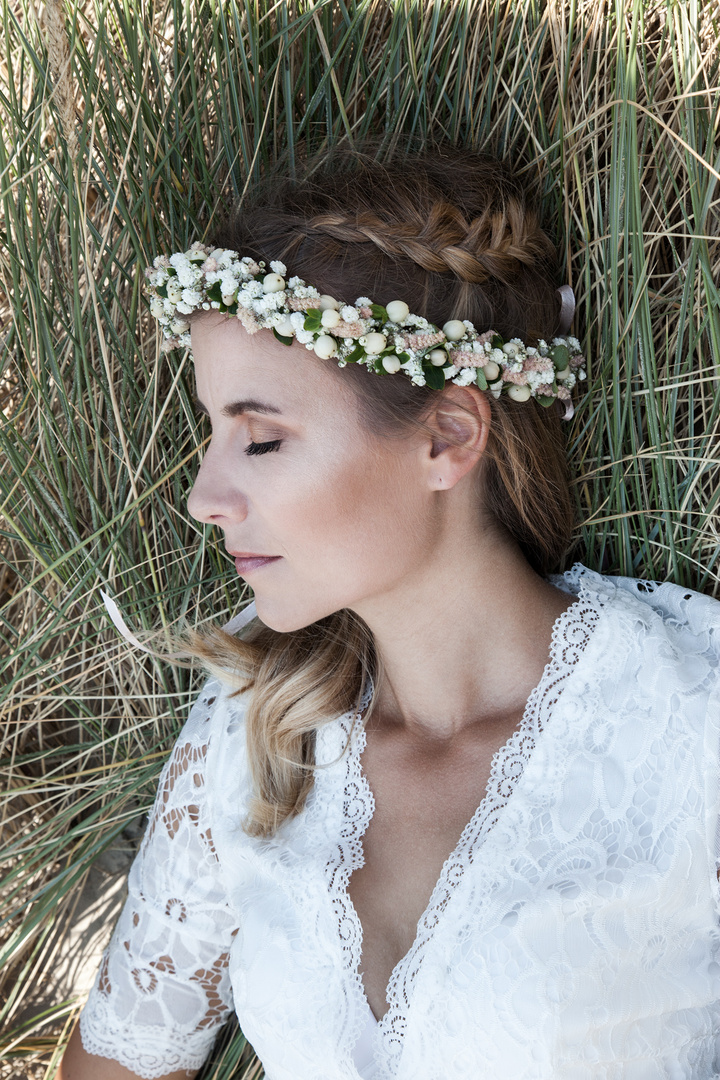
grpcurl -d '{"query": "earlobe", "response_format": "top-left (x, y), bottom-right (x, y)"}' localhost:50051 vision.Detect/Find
top-left (426, 384), bottom-right (491, 491)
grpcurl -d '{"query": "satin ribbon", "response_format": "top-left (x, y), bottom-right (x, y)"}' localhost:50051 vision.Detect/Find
top-left (100, 591), bottom-right (257, 652)
top-left (555, 285), bottom-right (576, 335)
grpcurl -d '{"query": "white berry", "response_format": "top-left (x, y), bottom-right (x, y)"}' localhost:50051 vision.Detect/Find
top-left (508, 384), bottom-right (532, 402)
top-left (275, 318), bottom-right (294, 337)
top-left (556, 366), bottom-right (572, 381)
top-left (321, 308), bottom-right (341, 328)
top-left (363, 332), bottom-right (387, 354)
top-left (382, 355), bottom-right (402, 373)
top-left (443, 320), bottom-right (466, 341)
top-left (483, 361), bottom-right (500, 381)
top-left (318, 295), bottom-right (339, 311)
top-left (313, 335), bottom-right (337, 359)
top-left (429, 349), bottom-right (448, 366)
top-left (386, 300), bottom-right (410, 323)
top-left (263, 273), bottom-right (285, 293)
top-left (503, 342), bottom-right (521, 356)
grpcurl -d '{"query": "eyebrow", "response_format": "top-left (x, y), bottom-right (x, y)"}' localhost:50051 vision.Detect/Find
top-left (195, 398), bottom-right (283, 418)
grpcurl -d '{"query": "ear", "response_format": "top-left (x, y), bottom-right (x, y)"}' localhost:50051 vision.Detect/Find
top-left (423, 383), bottom-right (491, 491)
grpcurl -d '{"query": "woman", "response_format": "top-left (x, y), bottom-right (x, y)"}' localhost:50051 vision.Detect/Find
top-left (59, 150), bottom-right (720, 1079)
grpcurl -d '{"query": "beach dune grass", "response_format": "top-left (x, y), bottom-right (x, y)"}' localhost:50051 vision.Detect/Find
top-left (0, 0), bottom-right (718, 1075)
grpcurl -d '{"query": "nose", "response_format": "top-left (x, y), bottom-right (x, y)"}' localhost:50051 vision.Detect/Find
top-left (187, 443), bottom-right (248, 525)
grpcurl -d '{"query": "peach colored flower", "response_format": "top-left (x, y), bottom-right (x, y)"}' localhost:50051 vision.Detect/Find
top-left (501, 369), bottom-right (529, 386)
top-left (398, 331), bottom-right (445, 351)
top-left (451, 350), bottom-right (477, 369)
top-left (288, 296), bottom-right (316, 311)
top-left (236, 307), bottom-right (260, 334)
top-left (334, 320), bottom-right (365, 338)
top-left (524, 357), bottom-right (554, 374)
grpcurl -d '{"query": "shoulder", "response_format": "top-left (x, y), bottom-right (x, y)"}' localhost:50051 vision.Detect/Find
top-left (552, 562), bottom-right (720, 701)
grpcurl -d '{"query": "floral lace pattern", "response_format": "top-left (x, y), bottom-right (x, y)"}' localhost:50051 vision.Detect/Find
top-left (79, 681), bottom-right (240, 1078)
top-left (79, 566), bottom-right (720, 1080)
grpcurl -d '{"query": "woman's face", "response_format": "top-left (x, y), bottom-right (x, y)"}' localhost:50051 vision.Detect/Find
top-left (187, 314), bottom-right (440, 632)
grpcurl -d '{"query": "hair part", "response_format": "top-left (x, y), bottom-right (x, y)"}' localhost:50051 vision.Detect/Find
top-left (191, 146), bottom-right (575, 838)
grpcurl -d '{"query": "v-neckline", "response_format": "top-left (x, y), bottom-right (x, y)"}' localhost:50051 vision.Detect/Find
top-left (329, 583), bottom-right (604, 1069)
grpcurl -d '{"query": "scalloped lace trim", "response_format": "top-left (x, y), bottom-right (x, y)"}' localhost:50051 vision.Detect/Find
top-left (327, 581), bottom-right (603, 1075)
top-left (79, 1003), bottom-right (214, 1079)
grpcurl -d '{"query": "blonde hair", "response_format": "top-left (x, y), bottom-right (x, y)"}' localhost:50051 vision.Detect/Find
top-left (188, 147), bottom-right (575, 838)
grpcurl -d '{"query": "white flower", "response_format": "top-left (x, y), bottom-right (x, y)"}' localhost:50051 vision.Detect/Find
top-left (295, 329), bottom-right (314, 345)
top-left (490, 348), bottom-right (505, 364)
top-left (181, 287), bottom-right (202, 308)
top-left (169, 252), bottom-right (191, 271)
top-left (289, 312), bottom-right (306, 331)
top-left (355, 296), bottom-right (372, 307)
top-left (176, 264), bottom-right (199, 287)
top-left (452, 367), bottom-right (477, 386)
top-left (340, 305), bottom-right (359, 322)
top-left (269, 260), bottom-right (287, 276)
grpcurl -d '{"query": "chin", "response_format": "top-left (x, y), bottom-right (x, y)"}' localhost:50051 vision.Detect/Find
top-left (253, 595), bottom-right (338, 634)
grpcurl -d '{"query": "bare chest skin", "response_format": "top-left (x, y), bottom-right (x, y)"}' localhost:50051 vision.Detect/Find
top-left (347, 709), bottom-right (525, 1022)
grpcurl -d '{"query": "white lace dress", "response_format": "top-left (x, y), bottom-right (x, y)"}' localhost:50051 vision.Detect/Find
top-left (80, 565), bottom-right (720, 1079)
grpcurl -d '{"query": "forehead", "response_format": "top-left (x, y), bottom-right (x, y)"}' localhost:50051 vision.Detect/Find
top-left (190, 313), bottom-right (357, 420)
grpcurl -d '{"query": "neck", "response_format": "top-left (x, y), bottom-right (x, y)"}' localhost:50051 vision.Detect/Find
top-left (352, 539), bottom-right (572, 743)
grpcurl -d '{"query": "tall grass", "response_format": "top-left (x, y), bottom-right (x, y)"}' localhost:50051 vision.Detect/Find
top-left (1, 0), bottom-right (718, 1075)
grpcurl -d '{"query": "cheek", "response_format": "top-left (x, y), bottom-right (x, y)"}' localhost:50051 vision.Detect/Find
top-left (279, 444), bottom-right (428, 569)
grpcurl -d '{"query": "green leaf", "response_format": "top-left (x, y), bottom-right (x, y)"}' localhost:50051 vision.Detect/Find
top-left (491, 334), bottom-right (504, 350)
top-left (370, 304), bottom-right (388, 322)
top-left (475, 369), bottom-right (488, 390)
top-left (537, 395), bottom-right (556, 408)
top-left (550, 344), bottom-right (570, 370)
top-left (345, 345), bottom-right (365, 364)
top-left (423, 364), bottom-right (446, 390)
top-left (304, 309), bottom-right (322, 332)
top-left (206, 281), bottom-right (223, 304)
top-left (273, 328), bottom-right (293, 346)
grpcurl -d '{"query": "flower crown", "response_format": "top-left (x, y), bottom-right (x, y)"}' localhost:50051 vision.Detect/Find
top-left (145, 242), bottom-right (586, 418)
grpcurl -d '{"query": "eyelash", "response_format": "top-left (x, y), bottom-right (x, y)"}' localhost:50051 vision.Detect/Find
top-left (244, 439), bottom-right (282, 456)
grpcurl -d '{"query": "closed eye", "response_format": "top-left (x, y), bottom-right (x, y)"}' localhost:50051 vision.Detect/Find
top-left (245, 439), bottom-right (282, 456)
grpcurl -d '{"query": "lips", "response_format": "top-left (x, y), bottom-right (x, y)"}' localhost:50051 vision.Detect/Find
top-left (228, 551), bottom-right (282, 576)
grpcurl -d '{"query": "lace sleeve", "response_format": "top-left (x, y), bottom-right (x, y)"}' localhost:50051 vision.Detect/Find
top-left (79, 679), bottom-right (240, 1079)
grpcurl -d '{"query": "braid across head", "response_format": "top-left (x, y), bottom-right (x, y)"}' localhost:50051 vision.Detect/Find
top-left (221, 148), bottom-right (563, 344)
top-left (305, 198), bottom-right (548, 287)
